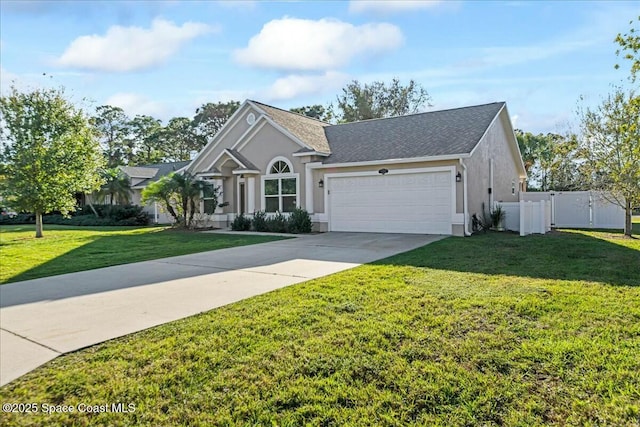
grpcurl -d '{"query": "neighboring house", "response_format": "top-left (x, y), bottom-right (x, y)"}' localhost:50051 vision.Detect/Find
top-left (183, 100), bottom-right (526, 236)
top-left (121, 161), bottom-right (190, 223)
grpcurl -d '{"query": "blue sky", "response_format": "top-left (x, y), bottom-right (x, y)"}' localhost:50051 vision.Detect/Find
top-left (1, 0), bottom-right (638, 134)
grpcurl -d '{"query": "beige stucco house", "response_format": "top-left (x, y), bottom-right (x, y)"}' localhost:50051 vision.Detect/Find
top-left (182, 99), bottom-right (526, 236)
top-left (121, 161), bottom-right (190, 223)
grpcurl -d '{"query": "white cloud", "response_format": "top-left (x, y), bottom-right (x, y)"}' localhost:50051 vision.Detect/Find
top-left (234, 17), bottom-right (403, 72)
top-left (349, 0), bottom-right (445, 14)
top-left (57, 18), bottom-right (215, 72)
top-left (105, 93), bottom-right (169, 119)
top-left (263, 71), bottom-right (349, 101)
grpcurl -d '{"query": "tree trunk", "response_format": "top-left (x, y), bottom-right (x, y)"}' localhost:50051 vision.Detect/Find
top-left (87, 200), bottom-right (99, 217)
top-left (35, 210), bottom-right (43, 238)
top-left (625, 199), bottom-right (633, 237)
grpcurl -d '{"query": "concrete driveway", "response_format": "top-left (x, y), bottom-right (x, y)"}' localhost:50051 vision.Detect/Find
top-left (0, 232), bottom-right (444, 386)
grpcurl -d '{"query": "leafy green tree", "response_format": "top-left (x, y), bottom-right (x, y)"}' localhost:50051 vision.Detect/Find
top-left (515, 130), bottom-right (585, 191)
top-left (615, 16), bottom-right (639, 82)
top-left (96, 168), bottom-right (132, 205)
top-left (91, 105), bottom-right (131, 167)
top-left (578, 87), bottom-right (639, 236)
top-left (129, 115), bottom-right (165, 165)
top-left (335, 78), bottom-right (431, 123)
top-left (192, 101), bottom-right (240, 143)
top-left (289, 104), bottom-right (333, 122)
top-left (0, 86), bottom-right (104, 237)
top-left (142, 172), bottom-right (218, 228)
top-left (161, 117), bottom-right (202, 162)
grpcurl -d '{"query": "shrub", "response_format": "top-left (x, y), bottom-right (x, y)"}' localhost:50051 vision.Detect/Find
top-left (286, 207), bottom-right (312, 234)
top-left (252, 210), bottom-right (269, 232)
top-left (0, 205), bottom-right (149, 226)
top-left (231, 213), bottom-right (252, 231)
top-left (0, 213), bottom-right (34, 225)
top-left (266, 212), bottom-right (287, 233)
top-left (489, 205), bottom-right (506, 229)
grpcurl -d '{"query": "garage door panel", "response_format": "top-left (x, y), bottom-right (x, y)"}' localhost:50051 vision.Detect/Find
top-left (328, 171), bottom-right (452, 235)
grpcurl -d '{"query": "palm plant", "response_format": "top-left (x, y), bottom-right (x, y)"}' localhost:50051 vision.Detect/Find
top-left (142, 171), bottom-right (217, 228)
top-left (96, 168), bottom-right (132, 205)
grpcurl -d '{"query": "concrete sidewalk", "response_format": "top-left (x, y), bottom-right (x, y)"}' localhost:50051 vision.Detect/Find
top-left (0, 232), bottom-right (444, 386)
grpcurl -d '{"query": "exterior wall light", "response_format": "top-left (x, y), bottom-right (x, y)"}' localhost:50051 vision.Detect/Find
top-left (378, 168), bottom-right (389, 175)
top-left (319, 179), bottom-right (324, 188)
top-left (456, 172), bottom-right (462, 182)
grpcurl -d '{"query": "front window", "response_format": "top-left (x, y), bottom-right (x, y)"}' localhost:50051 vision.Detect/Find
top-left (202, 182), bottom-right (218, 214)
top-left (263, 158), bottom-right (297, 213)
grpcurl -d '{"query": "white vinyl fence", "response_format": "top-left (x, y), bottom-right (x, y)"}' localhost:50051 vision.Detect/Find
top-left (500, 200), bottom-right (551, 236)
top-left (520, 191), bottom-right (624, 229)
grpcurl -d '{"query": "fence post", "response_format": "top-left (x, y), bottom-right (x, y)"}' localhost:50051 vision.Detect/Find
top-left (519, 200), bottom-right (525, 236)
top-left (589, 192), bottom-right (593, 228)
top-left (539, 200), bottom-right (546, 234)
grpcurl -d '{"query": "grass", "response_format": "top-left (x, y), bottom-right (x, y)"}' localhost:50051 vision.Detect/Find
top-left (1, 230), bottom-right (639, 426)
top-left (0, 225), bottom-right (285, 284)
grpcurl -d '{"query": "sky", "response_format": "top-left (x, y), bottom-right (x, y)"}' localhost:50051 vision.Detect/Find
top-left (1, 0), bottom-right (638, 134)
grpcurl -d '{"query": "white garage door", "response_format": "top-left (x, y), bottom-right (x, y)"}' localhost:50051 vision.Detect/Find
top-left (328, 170), bottom-right (453, 234)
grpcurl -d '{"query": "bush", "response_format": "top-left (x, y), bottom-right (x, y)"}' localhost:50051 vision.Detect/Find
top-left (286, 207), bottom-right (312, 234)
top-left (0, 213), bottom-right (34, 225)
top-left (266, 212), bottom-right (287, 233)
top-left (252, 210), bottom-right (269, 232)
top-left (0, 205), bottom-right (149, 226)
top-left (231, 213), bottom-right (252, 231)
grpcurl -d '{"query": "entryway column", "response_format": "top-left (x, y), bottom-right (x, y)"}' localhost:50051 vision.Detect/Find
top-left (247, 176), bottom-right (256, 213)
top-left (214, 179), bottom-right (224, 213)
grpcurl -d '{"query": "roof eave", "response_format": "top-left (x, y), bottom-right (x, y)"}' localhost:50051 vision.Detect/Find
top-left (320, 154), bottom-right (470, 168)
top-left (292, 151), bottom-right (331, 157)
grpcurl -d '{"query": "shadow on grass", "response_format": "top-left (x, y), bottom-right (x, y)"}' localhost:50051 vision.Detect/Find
top-left (379, 230), bottom-right (640, 287)
top-left (1, 229), bottom-right (287, 306)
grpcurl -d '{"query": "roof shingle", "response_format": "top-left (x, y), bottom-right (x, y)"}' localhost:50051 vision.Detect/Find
top-left (250, 101), bottom-right (331, 153)
top-left (323, 102), bottom-right (505, 164)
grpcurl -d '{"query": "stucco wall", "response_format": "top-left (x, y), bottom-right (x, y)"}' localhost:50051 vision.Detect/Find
top-left (188, 104), bottom-right (258, 173)
top-left (464, 111), bottom-right (523, 223)
top-left (238, 124), bottom-right (307, 212)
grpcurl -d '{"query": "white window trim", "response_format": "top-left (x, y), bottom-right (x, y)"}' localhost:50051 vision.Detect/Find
top-left (261, 157), bottom-right (300, 213)
top-left (261, 173), bottom-right (300, 212)
top-left (200, 178), bottom-right (219, 215)
top-left (266, 156), bottom-right (294, 174)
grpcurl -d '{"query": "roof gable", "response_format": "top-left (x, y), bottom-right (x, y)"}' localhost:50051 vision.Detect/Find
top-left (323, 102), bottom-right (505, 164)
top-left (128, 161), bottom-right (190, 188)
top-left (250, 101), bottom-right (331, 153)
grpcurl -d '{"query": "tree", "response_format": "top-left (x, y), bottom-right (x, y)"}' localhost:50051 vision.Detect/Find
top-left (128, 115), bottom-right (165, 165)
top-left (578, 87), bottom-right (639, 236)
top-left (91, 105), bottom-right (131, 167)
top-left (141, 171), bottom-right (218, 228)
top-left (96, 168), bottom-right (131, 205)
top-left (192, 101), bottom-right (240, 143)
top-left (335, 78), bottom-right (431, 123)
top-left (615, 16), bottom-right (639, 82)
top-left (0, 86), bottom-right (104, 237)
top-left (289, 105), bottom-right (333, 122)
top-left (515, 130), bottom-right (585, 191)
top-left (161, 117), bottom-right (201, 162)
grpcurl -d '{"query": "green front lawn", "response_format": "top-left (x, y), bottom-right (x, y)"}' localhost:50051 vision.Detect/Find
top-left (1, 229), bottom-right (638, 426)
top-left (0, 225), bottom-right (285, 284)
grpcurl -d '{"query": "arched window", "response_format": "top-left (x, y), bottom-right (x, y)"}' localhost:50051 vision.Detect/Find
top-left (270, 160), bottom-right (291, 174)
top-left (263, 157), bottom-right (298, 213)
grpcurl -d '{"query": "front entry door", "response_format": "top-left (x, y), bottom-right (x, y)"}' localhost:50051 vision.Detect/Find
top-left (239, 182), bottom-right (246, 214)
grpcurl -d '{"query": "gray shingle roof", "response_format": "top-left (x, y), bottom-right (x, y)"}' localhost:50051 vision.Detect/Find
top-left (251, 101), bottom-right (331, 153)
top-left (323, 102), bottom-right (505, 164)
top-left (119, 166), bottom-right (158, 179)
top-left (130, 160), bottom-right (191, 187)
top-left (226, 149), bottom-right (259, 171)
